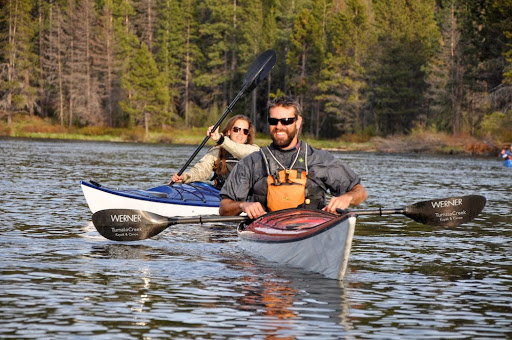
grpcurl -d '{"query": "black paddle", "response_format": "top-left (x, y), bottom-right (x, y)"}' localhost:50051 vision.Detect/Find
top-left (91, 195), bottom-right (486, 241)
top-left (336, 194), bottom-right (486, 227)
top-left (170, 49), bottom-right (277, 185)
top-left (92, 210), bottom-right (248, 241)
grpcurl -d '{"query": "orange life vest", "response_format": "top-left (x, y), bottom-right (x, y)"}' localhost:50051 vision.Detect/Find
top-left (261, 144), bottom-right (309, 212)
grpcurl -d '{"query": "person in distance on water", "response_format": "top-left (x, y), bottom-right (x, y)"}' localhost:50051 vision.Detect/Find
top-left (170, 115), bottom-right (259, 189)
top-left (219, 95), bottom-right (368, 219)
top-left (500, 144), bottom-right (512, 160)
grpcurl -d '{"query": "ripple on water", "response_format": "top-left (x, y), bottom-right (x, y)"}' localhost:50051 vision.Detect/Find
top-left (1, 139), bottom-right (511, 339)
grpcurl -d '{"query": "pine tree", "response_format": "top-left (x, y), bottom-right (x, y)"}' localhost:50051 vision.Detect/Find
top-left (112, 0), bottom-right (145, 127)
top-left (63, 0), bottom-right (102, 126)
top-left (368, 0), bottom-right (440, 135)
top-left (154, 0), bottom-right (185, 125)
top-left (40, 0), bottom-right (66, 126)
top-left (238, 0), bottom-right (266, 130)
top-left (120, 42), bottom-right (169, 136)
top-left (132, 0), bottom-right (156, 51)
top-left (482, 0), bottom-right (512, 133)
top-left (287, 0), bottom-right (324, 136)
top-left (182, 0), bottom-right (200, 127)
top-left (317, 0), bottom-right (371, 138)
top-left (424, 0), bottom-right (458, 132)
top-left (194, 0), bottom-right (233, 110)
top-left (0, 0), bottom-right (38, 126)
top-left (92, 0), bottom-right (118, 127)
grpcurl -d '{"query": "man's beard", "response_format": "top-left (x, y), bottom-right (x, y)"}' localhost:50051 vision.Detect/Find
top-left (271, 127), bottom-right (297, 148)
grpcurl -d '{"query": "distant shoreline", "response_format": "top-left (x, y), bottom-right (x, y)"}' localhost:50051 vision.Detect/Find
top-left (1, 115), bottom-right (507, 158)
top-left (1, 133), bottom-right (504, 159)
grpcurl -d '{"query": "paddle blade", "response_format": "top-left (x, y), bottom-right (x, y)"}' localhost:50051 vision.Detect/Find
top-left (92, 209), bottom-right (169, 241)
top-left (242, 49), bottom-right (276, 95)
top-left (405, 195), bottom-right (486, 226)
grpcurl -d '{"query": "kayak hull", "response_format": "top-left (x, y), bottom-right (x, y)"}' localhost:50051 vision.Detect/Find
top-left (503, 159), bottom-right (512, 168)
top-left (237, 209), bottom-right (356, 280)
top-left (81, 180), bottom-right (220, 217)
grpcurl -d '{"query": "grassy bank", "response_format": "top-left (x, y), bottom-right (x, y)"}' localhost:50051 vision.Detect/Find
top-left (1, 114), bottom-right (506, 156)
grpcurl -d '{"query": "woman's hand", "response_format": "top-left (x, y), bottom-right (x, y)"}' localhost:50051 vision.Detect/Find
top-left (207, 126), bottom-right (221, 142)
top-left (170, 173), bottom-right (184, 184)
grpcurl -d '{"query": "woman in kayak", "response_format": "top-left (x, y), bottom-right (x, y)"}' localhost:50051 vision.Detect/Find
top-left (170, 115), bottom-right (259, 188)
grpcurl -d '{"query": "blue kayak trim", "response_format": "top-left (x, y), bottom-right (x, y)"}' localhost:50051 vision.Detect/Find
top-left (80, 180), bottom-right (221, 207)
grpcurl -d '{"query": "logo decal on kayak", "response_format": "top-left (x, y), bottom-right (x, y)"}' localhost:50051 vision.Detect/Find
top-left (430, 198), bottom-right (462, 209)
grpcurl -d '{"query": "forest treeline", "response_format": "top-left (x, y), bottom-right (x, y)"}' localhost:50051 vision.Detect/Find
top-left (0, 0), bottom-right (511, 139)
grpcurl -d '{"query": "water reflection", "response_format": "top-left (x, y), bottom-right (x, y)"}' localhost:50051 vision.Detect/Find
top-left (90, 244), bottom-right (159, 260)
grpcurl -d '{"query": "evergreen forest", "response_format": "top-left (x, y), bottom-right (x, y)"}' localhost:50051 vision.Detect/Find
top-left (1, 0), bottom-right (511, 139)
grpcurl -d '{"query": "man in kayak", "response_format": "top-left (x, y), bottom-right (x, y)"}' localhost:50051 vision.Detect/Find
top-left (170, 115), bottom-right (260, 189)
top-left (219, 96), bottom-right (367, 219)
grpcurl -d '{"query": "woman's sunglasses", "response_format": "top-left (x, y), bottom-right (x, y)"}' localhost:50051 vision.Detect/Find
top-left (232, 126), bottom-right (249, 135)
top-left (267, 117), bottom-right (297, 126)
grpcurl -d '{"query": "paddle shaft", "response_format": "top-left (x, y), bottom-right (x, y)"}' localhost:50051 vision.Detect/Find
top-left (168, 214), bottom-right (248, 225)
top-left (348, 208), bottom-right (405, 216)
top-left (92, 195), bottom-right (486, 241)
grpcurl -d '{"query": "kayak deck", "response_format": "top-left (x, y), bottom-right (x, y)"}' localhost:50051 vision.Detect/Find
top-left (80, 180), bottom-right (221, 216)
top-left (81, 180), bottom-right (220, 205)
top-left (238, 209), bottom-right (340, 242)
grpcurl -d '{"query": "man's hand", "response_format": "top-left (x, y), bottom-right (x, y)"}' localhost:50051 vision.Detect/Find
top-left (239, 202), bottom-right (267, 219)
top-left (220, 198), bottom-right (266, 218)
top-left (322, 184), bottom-right (368, 214)
top-left (322, 194), bottom-right (353, 214)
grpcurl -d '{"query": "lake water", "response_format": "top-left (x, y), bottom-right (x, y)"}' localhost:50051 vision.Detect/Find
top-left (1, 137), bottom-right (511, 339)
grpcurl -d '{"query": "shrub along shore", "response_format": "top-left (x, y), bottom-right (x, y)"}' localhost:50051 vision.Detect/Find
top-left (1, 114), bottom-right (506, 157)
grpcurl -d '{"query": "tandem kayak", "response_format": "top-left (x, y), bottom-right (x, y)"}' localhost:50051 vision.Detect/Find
top-left (81, 180), bottom-right (221, 217)
top-left (503, 159), bottom-right (512, 168)
top-left (237, 208), bottom-right (356, 280)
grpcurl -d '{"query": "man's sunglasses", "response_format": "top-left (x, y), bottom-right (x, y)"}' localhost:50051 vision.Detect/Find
top-left (267, 117), bottom-right (297, 126)
top-left (232, 126), bottom-right (249, 135)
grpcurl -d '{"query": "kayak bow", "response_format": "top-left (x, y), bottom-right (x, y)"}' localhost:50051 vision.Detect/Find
top-left (81, 180), bottom-right (221, 217)
top-left (237, 209), bottom-right (355, 280)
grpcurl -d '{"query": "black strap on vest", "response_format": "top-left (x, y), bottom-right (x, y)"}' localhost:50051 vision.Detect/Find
top-left (260, 142), bottom-right (309, 185)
